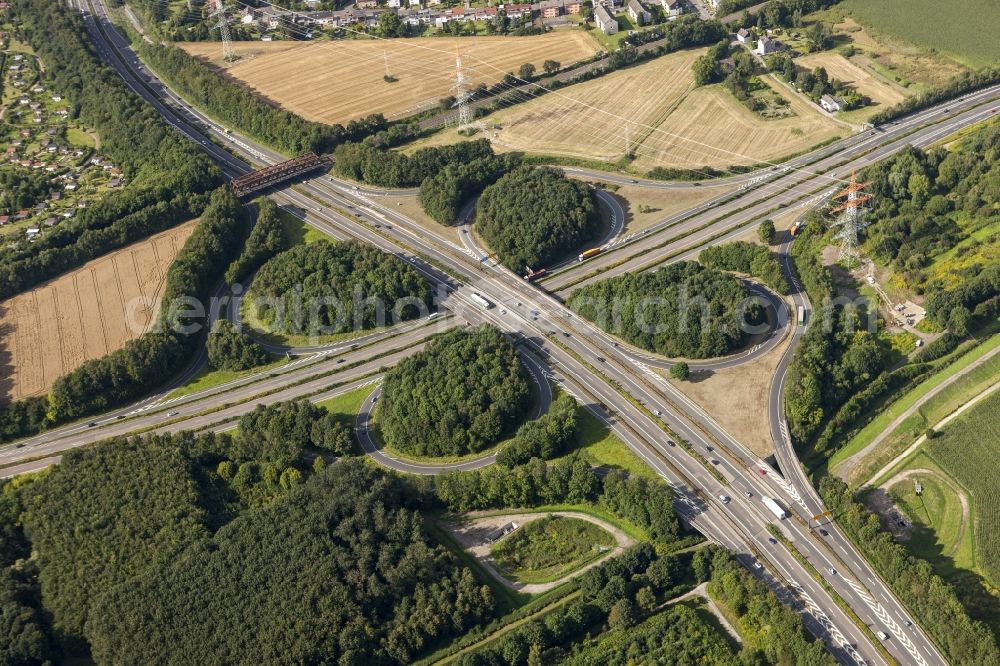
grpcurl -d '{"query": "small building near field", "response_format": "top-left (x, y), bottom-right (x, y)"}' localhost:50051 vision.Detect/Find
top-left (820, 94), bottom-right (845, 112)
top-left (756, 36), bottom-right (782, 55)
top-left (736, 27), bottom-right (750, 42)
top-left (627, 0), bottom-right (648, 25)
top-left (594, 3), bottom-right (617, 34)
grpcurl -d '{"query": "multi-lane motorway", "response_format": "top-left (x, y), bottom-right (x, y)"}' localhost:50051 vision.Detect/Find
top-left (10, 2), bottom-right (1000, 663)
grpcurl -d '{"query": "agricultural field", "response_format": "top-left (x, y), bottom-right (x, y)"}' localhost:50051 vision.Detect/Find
top-left (492, 515), bottom-right (616, 584)
top-left (180, 33), bottom-right (601, 125)
top-left (413, 49), bottom-right (846, 171)
top-left (835, 0), bottom-right (1000, 69)
top-left (795, 51), bottom-right (910, 119)
top-left (0, 220), bottom-right (197, 401)
top-left (630, 77), bottom-right (847, 171)
top-left (884, 390), bottom-right (1000, 590)
top-left (407, 48), bottom-right (702, 162)
top-left (809, 14), bottom-right (969, 91)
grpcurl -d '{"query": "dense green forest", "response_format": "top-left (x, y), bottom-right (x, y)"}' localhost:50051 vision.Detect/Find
top-left (699, 240), bottom-right (790, 294)
top-left (137, 41), bottom-right (385, 154)
top-left (224, 198), bottom-right (291, 286)
top-left (783, 218), bottom-right (889, 446)
top-left (419, 153), bottom-right (523, 225)
top-left (0, 0), bottom-right (221, 300)
top-left (453, 543), bottom-right (835, 665)
top-left (568, 262), bottom-right (762, 359)
top-left (476, 167), bottom-right (601, 272)
top-left (0, 398), bottom-right (495, 663)
top-left (378, 326), bottom-right (532, 457)
top-left (248, 240), bottom-right (432, 335)
top-left (333, 138), bottom-right (495, 188)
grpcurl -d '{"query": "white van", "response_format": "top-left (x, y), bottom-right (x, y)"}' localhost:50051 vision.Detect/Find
top-left (876, 631), bottom-right (889, 640)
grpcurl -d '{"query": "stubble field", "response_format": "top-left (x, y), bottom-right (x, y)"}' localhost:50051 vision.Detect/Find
top-left (180, 33), bottom-right (601, 124)
top-left (795, 51), bottom-right (909, 109)
top-left (0, 220), bottom-right (197, 400)
top-left (408, 49), bottom-right (846, 171)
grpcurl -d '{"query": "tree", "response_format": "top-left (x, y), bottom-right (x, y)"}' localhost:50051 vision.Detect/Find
top-left (206, 320), bottom-right (269, 371)
top-left (376, 10), bottom-right (406, 37)
top-left (518, 62), bottom-right (536, 80)
top-left (692, 54), bottom-right (718, 86)
top-left (542, 59), bottom-right (560, 75)
top-left (671, 362), bottom-right (691, 381)
top-left (608, 598), bottom-right (638, 629)
top-left (758, 219), bottom-right (776, 245)
top-left (948, 305), bottom-right (971, 336)
top-left (636, 586), bottom-right (657, 612)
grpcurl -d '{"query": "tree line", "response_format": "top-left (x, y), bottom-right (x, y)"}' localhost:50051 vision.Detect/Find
top-left (379, 326), bottom-right (533, 457)
top-left (699, 240), bottom-right (790, 294)
top-left (568, 261), bottom-right (762, 359)
top-left (46, 189), bottom-right (247, 422)
top-left (248, 239), bottom-right (432, 336)
top-left (783, 219), bottom-right (888, 446)
top-left (870, 67), bottom-right (1000, 126)
top-left (0, 0), bottom-right (222, 300)
top-left (333, 137), bottom-right (495, 187)
top-left (224, 197), bottom-right (291, 286)
top-left (476, 166), bottom-right (601, 272)
top-left (136, 41), bottom-right (388, 155)
top-left (496, 394), bottom-right (578, 467)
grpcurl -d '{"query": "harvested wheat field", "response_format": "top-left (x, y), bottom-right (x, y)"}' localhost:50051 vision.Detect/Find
top-left (796, 52), bottom-right (909, 109)
top-left (632, 77), bottom-right (847, 171)
top-left (0, 221), bottom-right (198, 401)
top-left (473, 48), bottom-right (702, 161)
top-left (180, 33), bottom-right (600, 124)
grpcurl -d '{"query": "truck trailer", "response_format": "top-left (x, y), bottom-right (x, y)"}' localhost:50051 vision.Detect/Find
top-left (470, 293), bottom-right (493, 310)
top-left (761, 496), bottom-right (788, 520)
top-left (578, 248), bottom-right (602, 262)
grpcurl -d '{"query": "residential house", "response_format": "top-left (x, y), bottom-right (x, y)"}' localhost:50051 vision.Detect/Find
top-left (503, 3), bottom-right (532, 19)
top-left (661, 0), bottom-right (682, 16)
top-left (736, 27), bottom-right (750, 42)
top-left (756, 36), bottom-right (782, 55)
top-left (564, 0), bottom-right (582, 13)
top-left (356, 0), bottom-right (377, 8)
top-left (240, 8), bottom-right (257, 24)
top-left (819, 94), bottom-right (845, 112)
top-left (538, 0), bottom-right (562, 18)
top-left (627, 0), bottom-right (648, 25)
top-left (386, 0), bottom-right (401, 7)
top-left (0, 216), bottom-right (9, 226)
top-left (593, 3), bottom-right (617, 34)
top-left (13, 210), bottom-right (29, 221)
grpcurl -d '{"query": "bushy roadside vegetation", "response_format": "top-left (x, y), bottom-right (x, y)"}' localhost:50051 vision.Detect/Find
top-left (379, 326), bottom-right (532, 457)
top-left (569, 262), bottom-right (762, 359)
top-left (419, 153), bottom-right (523, 225)
top-left (700, 240), bottom-right (790, 294)
top-left (334, 138), bottom-right (495, 187)
top-left (206, 320), bottom-right (269, 371)
top-left (0, 0), bottom-right (222, 301)
top-left (497, 394), bottom-right (578, 467)
top-left (870, 68), bottom-right (1000, 125)
top-left (224, 198), bottom-right (291, 285)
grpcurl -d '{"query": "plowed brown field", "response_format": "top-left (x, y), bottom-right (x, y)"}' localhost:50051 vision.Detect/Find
top-left (0, 221), bottom-right (198, 401)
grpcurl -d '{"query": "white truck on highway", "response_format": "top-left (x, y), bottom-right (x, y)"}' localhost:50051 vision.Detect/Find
top-left (762, 496), bottom-right (788, 520)
top-left (470, 293), bottom-right (493, 310)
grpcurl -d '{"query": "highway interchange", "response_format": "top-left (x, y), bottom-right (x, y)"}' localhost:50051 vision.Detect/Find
top-left (6, 2), bottom-right (1000, 663)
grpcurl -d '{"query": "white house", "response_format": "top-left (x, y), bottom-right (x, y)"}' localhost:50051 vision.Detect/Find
top-left (756, 36), bottom-right (782, 55)
top-left (661, 0), bottom-right (683, 16)
top-left (627, 0), bottom-right (649, 25)
top-left (819, 94), bottom-right (845, 112)
top-left (736, 27), bottom-right (750, 43)
top-left (593, 3), bottom-right (617, 34)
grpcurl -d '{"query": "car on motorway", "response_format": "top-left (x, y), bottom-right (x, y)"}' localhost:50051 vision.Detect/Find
top-left (876, 631), bottom-right (889, 641)
top-left (757, 468), bottom-right (767, 476)
top-left (667, 440), bottom-right (675, 447)
top-left (752, 561), bottom-right (763, 570)
top-left (744, 491), bottom-right (753, 499)
top-left (904, 619), bottom-right (912, 627)
top-left (167, 412), bottom-right (179, 417)
top-left (819, 528), bottom-right (829, 536)
top-left (829, 568), bottom-right (837, 576)
top-left (710, 459), bottom-right (719, 465)
top-left (718, 494), bottom-right (730, 504)
top-left (767, 536), bottom-right (778, 545)
top-left (88, 422), bottom-right (98, 427)
top-left (706, 445), bottom-right (713, 452)
top-left (15, 443), bottom-right (24, 448)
